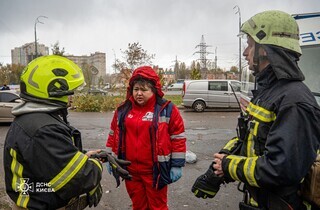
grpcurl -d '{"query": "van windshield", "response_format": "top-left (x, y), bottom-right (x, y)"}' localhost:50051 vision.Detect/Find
top-left (299, 45), bottom-right (320, 104)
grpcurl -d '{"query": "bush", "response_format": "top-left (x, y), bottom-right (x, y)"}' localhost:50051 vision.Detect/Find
top-left (72, 94), bottom-right (102, 112)
top-left (100, 95), bottom-right (126, 112)
top-left (72, 93), bottom-right (182, 112)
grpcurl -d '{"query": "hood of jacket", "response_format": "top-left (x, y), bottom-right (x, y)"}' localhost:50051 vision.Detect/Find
top-left (253, 45), bottom-right (305, 97)
top-left (262, 45), bottom-right (305, 81)
top-left (12, 100), bottom-right (65, 116)
top-left (126, 66), bottom-right (164, 99)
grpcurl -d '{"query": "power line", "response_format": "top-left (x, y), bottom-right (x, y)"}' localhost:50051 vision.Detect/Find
top-left (193, 35), bottom-right (213, 70)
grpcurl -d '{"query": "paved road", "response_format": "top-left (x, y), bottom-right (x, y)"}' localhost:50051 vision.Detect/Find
top-left (0, 110), bottom-right (243, 209)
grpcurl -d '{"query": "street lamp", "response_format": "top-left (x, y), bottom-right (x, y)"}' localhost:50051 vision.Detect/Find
top-left (233, 5), bottom-right (241, 81)
top-left (34, 15), bottom-right (48, 58)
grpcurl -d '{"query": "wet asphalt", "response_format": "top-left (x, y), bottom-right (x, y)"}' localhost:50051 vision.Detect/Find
top-left (0, 109), bottom-right (242, 210)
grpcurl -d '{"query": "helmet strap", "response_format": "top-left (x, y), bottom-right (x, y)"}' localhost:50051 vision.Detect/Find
top-left (48, 90), bottom-right (74, 97)
top-left (252, 43), bottom-right (268, 76)
top-left (58, 108), bottom-right (69, 125)
top-left (252, 42), bottom-right (260, 76)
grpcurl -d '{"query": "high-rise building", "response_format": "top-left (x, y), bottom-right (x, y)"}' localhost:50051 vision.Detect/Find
top-left (11, 42), bottom-right (107, 86)
top-left (11, 42), bottom-right (49, 66)
top-left (65, 52), bottom-right (106, 86)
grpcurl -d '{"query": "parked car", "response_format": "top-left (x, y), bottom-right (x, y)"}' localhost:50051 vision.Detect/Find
top-left (182, 79), bottom-right (241, 112)
top-left (167, 83), bottom-right (183, 91)
top-left (0, 91), bottom-right (22, 122)
top-left (88, 89), bottom-right (108, 95)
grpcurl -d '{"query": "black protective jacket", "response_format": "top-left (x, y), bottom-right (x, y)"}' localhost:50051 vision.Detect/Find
top-left (221, 46), bottom-right (320, 209)
top-left (4, 105), bottom-right (102, 210)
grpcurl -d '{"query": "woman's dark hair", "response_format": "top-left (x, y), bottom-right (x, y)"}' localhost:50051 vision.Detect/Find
top-left (131, 77), bottom-right (157, 94)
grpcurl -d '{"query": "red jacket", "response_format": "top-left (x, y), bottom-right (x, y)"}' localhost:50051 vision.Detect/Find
top-left (106, 66), bottom-right (186, 189)
top-left (125, 95), bottom-right (157, 174)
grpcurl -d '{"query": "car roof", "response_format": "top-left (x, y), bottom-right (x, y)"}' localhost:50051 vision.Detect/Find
top-left (184, 79), bottom-right (239, 84)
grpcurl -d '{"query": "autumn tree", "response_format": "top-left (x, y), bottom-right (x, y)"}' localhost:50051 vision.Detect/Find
top-left (229, 66), bottom-right (238, 73)
top-left (51, 41), bottom-right (65, 56)
top-left (11, 64), bottom-right (25, 84)
top-left (179, 62), bottom-right (187, 79)
top-left (0, 64), bottom-right (10, 85)
top-left (189, 61), bottom-right (201, 80)
top-left (0, 63), bottom-right (25, 85)
top-left (190, 67), bottom-right (201, 80)
top-left (113, 42), bottom-right (155, 87)
top-left (174, 61), bottom-right (180, 80)
top-left (157, 68), bottom-right (165, 87)
top-left (81, 63), bottom-right (93, 89)
top-left (114, 42), bottom-right (155, 70)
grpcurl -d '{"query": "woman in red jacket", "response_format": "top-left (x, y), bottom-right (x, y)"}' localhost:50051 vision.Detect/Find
top-left (106, 66), bottom-right (186, 210)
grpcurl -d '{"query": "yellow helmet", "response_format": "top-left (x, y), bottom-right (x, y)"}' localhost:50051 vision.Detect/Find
top-left (20, 55), bottom-right (84, 104)
top-left (241, 10), bottom-right (301, 54)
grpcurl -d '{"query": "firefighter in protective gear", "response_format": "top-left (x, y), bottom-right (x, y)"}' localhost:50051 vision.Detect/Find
top-left (4, 55), bottom-right (105, 209)
top-left (193, 10), bottom-right (320, 210)
top-left (106, 66), bottom-right (186, 210)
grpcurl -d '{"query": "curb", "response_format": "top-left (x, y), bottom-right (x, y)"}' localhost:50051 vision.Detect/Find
top-left (177, 105), bottom-right (185, 109)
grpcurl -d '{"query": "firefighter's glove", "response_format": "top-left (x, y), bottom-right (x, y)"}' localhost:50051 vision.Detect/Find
top-left (106, 155), bottom-right (132, 188)
top-left (170, 167), bottom-right (182, 182)
top-left (91, 151), bottom-right (132, 187)
top-left (191, 162), bottom-right (224, 199)
top-left (87, 183), bottom-right (103, 208)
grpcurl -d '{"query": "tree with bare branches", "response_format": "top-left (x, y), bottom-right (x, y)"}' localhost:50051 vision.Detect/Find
top-left (113, 42), bottom-right (155, 88)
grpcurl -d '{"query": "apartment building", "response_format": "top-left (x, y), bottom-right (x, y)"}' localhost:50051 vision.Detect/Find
top-left (11, 42), bottom-right (49, 66)
top-left (11, 42), bottom-right (107, 86)
top-left (65, 52), bottom-right (107, 85)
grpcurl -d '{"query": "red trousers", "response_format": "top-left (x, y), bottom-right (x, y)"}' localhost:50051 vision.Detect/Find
top-left (125, 174), bottom-right (168, 210)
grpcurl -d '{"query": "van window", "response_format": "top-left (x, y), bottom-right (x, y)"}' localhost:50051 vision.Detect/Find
top-left (230, 81), bottom-right (241, 92)
top-left (209, 81), bottom-right (228, 91)
top-left (188, 81), bottom-right (208, 90)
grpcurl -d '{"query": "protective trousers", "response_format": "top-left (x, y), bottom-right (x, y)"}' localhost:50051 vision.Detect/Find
top-left (125, 174), bottom-right (168, 210)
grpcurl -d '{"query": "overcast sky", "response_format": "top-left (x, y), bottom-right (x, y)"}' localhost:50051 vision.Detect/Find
top-left (0, 0), bottom-right (319, 73)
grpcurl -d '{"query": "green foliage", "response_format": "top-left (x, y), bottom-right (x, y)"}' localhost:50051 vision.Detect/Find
top-left (0, 63), bottom-right (25, 85)
top-left (230, 66), bottom-right (238, 73)
top-left (72, 94), bottom-right (126, 112)
top-left (158, 69), bottom-right (165, 87)
top-left (72, 94), bottom-right (102, 112)
top-left (190, 67), bottom-right (201, 80)
top-left (164, 95), bottom-right (182, 106)
top-left (72, 93), bottom-right (182, 112)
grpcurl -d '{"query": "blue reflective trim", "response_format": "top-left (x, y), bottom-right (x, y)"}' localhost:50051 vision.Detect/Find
top-left (171, 158), bottom-right (185, 167)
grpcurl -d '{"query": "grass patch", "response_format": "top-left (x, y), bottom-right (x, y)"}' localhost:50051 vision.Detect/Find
top-left (163, 95), bottom-right (182, 106)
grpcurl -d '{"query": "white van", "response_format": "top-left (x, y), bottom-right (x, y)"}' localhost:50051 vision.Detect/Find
top-left (167, 83), bottom-right (183, 91)
top-left (182, 80), bottom-right (241, 112)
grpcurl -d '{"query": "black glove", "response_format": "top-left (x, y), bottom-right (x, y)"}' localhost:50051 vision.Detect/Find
top-left (91, 151), bottom-right (132, 187)
top-left (87, 183), bottom-right (103, 208)
top-left (191, 162), bottom-right (225, 199)
top-left (108, 155), bottom-right (132, 187)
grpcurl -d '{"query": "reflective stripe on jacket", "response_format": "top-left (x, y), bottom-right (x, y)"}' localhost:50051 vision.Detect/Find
top-left (106, 97), bottom-right (186, 189)
top-left (4, 112), bottom-right (102, 209)
top-left (221, 67), bottom-right (320, 208)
